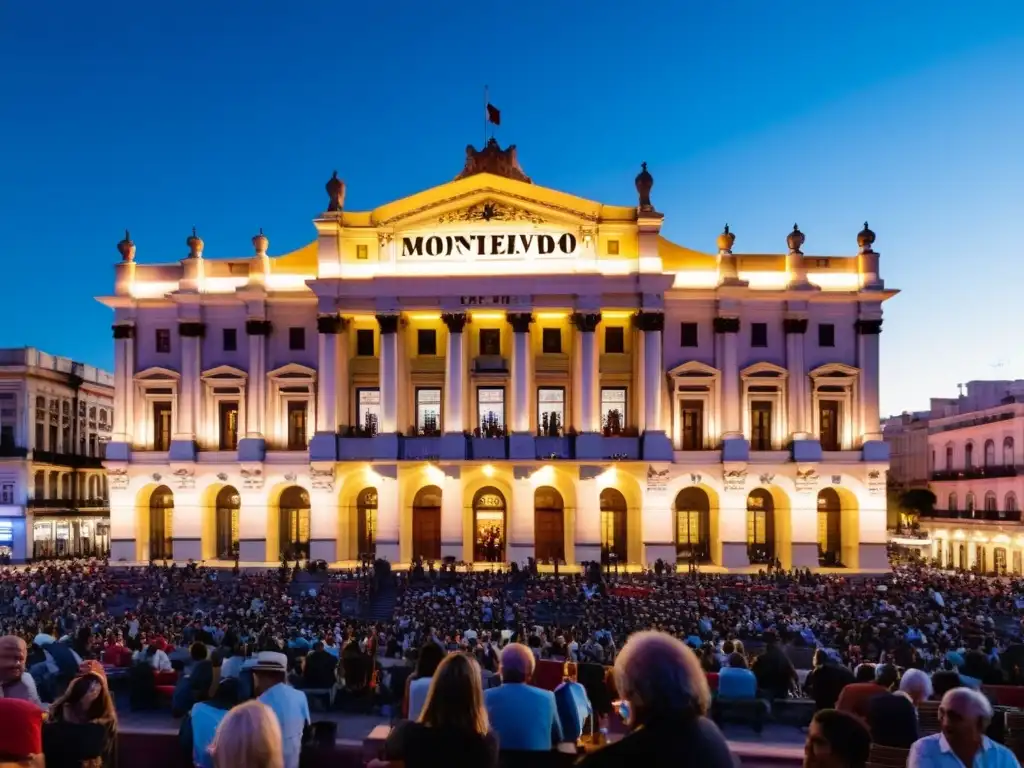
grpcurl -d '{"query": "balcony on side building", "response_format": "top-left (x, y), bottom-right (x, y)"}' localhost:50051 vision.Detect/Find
top-left (920, 507), bottom-right (1023, 523)
top-left (931, 466), bottom-right (1019, 481)
top-left (28, 498), bottom-right (110, 511)
top-left (32, 450), bottom-right (105, 469)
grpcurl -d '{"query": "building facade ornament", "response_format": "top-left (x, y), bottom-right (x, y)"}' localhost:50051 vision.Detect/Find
top-left (317, 315), bottom-right (344, 335)
top-left (507, 312), bottom-right (533, 333)
top-left (441, 312), bottom-right (468, 333)
top-left (437, 200), bottom-right (544, 224)
top-left (178, 322), bottom-right (206, 338)
top-left (326, 171), bottom-right (346, 212)
top-left (632, 311), bottom-right (665, 332)
top-left (454, 139), bottom-right (531, 184)
top-left (783, 318), bottom-right (809, 334)
top-left (855, 319), bottom-right (884, 335)
top-left (717, 224), bottom-right (735, 254)
top-left (570, 312), bottom-right (602, 333)
top-left (112, 324), bottom-right (135, 340)
top-left (376, 314), bottom-right (401, 335)
top-left (713, 317), bottom-right (741, 334)
top-left (635, 162), bottom-right (654, 211)
top-left (245, 319), bottom-right (272, 336)
top-left (117, 230), bottom-right (136, 263)
top-left (786, 224), bottom-right (805, 255)
top-left (186, 227), bottom-right (204, 258)
top-left (857, 221), bottom-right (876, 254)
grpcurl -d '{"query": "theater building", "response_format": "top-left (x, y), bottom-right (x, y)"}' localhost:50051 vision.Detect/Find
top-left (101, 140), bottom-right (895, 571)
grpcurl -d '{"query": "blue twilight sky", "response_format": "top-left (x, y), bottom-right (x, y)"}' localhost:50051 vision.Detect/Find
top-left (1, 1), bottom-right (1021, 416)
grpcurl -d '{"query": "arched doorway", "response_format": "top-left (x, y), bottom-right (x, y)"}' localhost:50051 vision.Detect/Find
top-left (534, 486), bottom-right (565, 563)
top-left (356, 487), bottom-right (378, 559)
top-left (816, 489), bottom-right (842, 566)
top-left (473, 487), bottom-right (506, 562)
top-left (994, 547), bottom-right (1007, 575)
top-left (674, 487), bottom-right (710, 564)
top-left (412, 485), bottom-right (441, 562)
top-left (976, 544), bottom-right (987, 574)
top-left (600, 488), bottom-right (628, 566)
top-left (746, 489), bottom-right (775, 565)
top-left (215, 486), bottom-right (240, 560)
top-left (278, 486), bottom-right (310, 560)
top-left (958, 543), bottom-right (967, 569)
top-left (149, 485), bottom-right (173, 560)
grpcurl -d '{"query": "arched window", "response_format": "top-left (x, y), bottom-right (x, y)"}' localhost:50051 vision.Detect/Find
top-left (215, 486), bottom-right (241, 559)
top-left (412, 485), bottom-right (442, 562)
top-left (356, 487), bottom-right (378, 560)
top-left (945, 444), bottom-right (953, 471)
top-left (947, 492), bottom-right (957, 511)
top-left (984, 440), bottom-right (996, 467)
top-left (149, 485), bottom-right (174, 560)
top-left (1004, 437), bottom-right (1015, 467)
top-left (1006, 493), bottom-right (1018, 513)
top-left (965, 492), bottom-right (976, 513)
top-left (600, 488), bottom-right (628, 565)
top-left (534, 486), bottom-right (565, 563)
top-left (746, 489), bottom-right (775, 565)
top-left (817, 489), bottom-right (843, 566)
top-left (278, 486), bottom-right (310, 560)
top-left (473, 487), bottom-right (506, 563)
top-left (984, 492), bottom-right (997, 512)
top-left (964, 443), bottom-right (974, 469)
top-left (674, 487), bottom-right (710, 563)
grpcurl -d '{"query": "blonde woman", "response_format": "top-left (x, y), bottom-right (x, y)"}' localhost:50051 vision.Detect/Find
top-left (210, 700), bottom-right (284, 768)
top-left (380, 653), bottom-right (498, 768)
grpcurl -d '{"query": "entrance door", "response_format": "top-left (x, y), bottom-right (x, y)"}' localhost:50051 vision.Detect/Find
top-left (473, 487), bottom-right (506, 562)
top-left (600, 488), bottom-right (628, 565)
top-left (149, 485), bottom-right (174, 560)
top-left (746, 489), bottom-right (775, 564)
top-left (534, 486), bottom-right (565, 563)
top-left (816, 489), bottom-right (842, 566)
top-left (412, 485), bottom-right (442, 561)
top-left (356, 487), bottom-right (378, 559)
top-left (278, 486), bottom-right (310, 560)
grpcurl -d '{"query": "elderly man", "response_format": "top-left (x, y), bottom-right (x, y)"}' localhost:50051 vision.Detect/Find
top-left (908, 688), bottom-right (1019, 767)
top-left (484, 643), bottom-right (563, 751)
top-left (0, 637), bottom-right (42, 706)
top-left (253, 651), bottom-right (310, 768)
top-left (578, 631), bottom-right (733, 768)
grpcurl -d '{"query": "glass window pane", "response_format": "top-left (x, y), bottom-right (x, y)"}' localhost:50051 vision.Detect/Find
top-left (478, 388), bottom-right (505, 431)
top-left (537, 388), bottom-right (565, 436)
top-left (416, 388), bottom-right (442, 434)
top-left (601, 388), bottom-right (627, 433)
top-left (357, 389), bottom-right (381, 435)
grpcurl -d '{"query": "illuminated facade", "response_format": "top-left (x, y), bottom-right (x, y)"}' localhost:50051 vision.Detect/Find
top-left (101, 140), bottom-right (895, 570)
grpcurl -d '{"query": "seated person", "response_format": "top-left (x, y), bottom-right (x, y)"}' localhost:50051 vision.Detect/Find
top-left (484, 643), bottom-right (563, 751)
top-left (717, 653), bottom-right (757, 699)
top-left (302, 641), bottom-right (338, 690)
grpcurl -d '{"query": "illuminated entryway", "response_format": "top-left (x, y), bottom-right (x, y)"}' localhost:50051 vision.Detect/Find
top-left (412, 485), bottom-right (441, 561)
top-left (357, 487), bottom-right (378, 560)
top-left (215, 486), bottom-right (240, 560)
top-left (600, 488), bottom-right (628, 565)
top-left (278, 486), bottom-right (310, 560)
top-left (149, 485), bottom-right (174, 560)
top-left (817, 489), bottom-right (842, 566)
top-left (473, 486), bottom-right (506, 562)
top-left (674, 487), bottom-right (710, 563)
top-left (534, 486), bottom-right (565, 563)
top-left (746, 489), bottom-right (775, 565)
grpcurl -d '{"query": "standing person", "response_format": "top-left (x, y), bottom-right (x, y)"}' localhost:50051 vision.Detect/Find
top-left (802, 709), bottom-right (871, 768)
top-left (252, 652), bottom-right (309, 768)
top-left (0, 698), bottom-right (45, 768)
top-left (380, 653), bottom-right (498, 768)
top-left (484, 643), bottom-right (563, 751)
top-left (0, 636), bottom-right (41, 706)
top-left (908, 688), bottom-right (1020, 768)
top-left (42, 664), bottom-right (118, 768)
top-left (751, 632), bottom-right (798, 700)
top-left (210, 700), bottom-right (284, 768)
top-left (577, 631), bottom-right (734, 768)
top-left (804, 650), bottom-right (855, 711)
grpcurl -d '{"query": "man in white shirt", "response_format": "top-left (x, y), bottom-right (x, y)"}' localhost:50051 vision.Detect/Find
top-left (908, 688), bottom-right (1020, 768)
top-left (254, 651), bottom-right (310, 768)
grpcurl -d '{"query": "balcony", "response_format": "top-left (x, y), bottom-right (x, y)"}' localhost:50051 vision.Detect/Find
top-left (28, 498), bottom-right (110, 512)
top-left (0, 444), bottom-right (28, 458)
top-left (534, 436), bottom-right (574, 460)
top-left (338, 434), bottom-right (399, 461)
top-left (576, 434), bottom-right (641, 460)
top-left (399, 435), bottom-right (442, 461)
top-left (32, 450), bottom-right (104, 469)
top-left (473, 355), bottom-right (508, 374)
top-left (468, 436), bottom-right (508, 460)
top-left (920, 508), bottom-right (1023, 523)
top-left (931, 466), bottom-right (1019, 481)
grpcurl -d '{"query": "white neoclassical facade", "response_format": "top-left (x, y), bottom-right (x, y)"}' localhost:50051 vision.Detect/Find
top-left (101, 140), bottom-right (896, 571)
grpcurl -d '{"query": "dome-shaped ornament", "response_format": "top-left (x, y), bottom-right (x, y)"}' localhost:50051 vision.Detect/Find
top-left (635, 162), bottom-right (654, 211)
top-left (252, 227), bottom-right (269, 255)
top-left (857, 221), bottom-right (876, 254)
top-left (117, 229), bottom-right (136, 263)
top-left (186, 226), bottom-right (204, 258)
top-left (326, 171), bottom-right (346, 212)
top-left (786, 223), bottom-right (805, 255)
top-left (717, 224), bottom-right (735, 253)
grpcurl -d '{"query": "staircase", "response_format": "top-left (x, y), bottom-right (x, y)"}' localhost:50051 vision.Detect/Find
top-left (364, 582), bottom-right (398, 622)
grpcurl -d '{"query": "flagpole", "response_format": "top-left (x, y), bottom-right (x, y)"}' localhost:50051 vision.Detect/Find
top-left (483, 85), bottom-right (488, 144)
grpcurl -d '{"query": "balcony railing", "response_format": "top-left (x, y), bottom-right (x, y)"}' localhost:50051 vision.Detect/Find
top-left (921, 508), bottom-right (1022, 523)
top-left (930, 466), bottom-right (1020, 481)
top-left (32, 450), bottom-right (105, 469)
top-left (0, 444), bottom-right (28, 458)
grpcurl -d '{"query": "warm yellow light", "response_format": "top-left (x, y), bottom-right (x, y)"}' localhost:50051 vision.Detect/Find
top-left (425, 464), bottom-right (445, 484)
top-left (601, 311), bottom-right (634, 320)
top-left (407, 312), bottom-right (441, 321)
top-left (598, 466), bottom-right (618, 485)
top-left (471, 312), bottom-right (505, 321)
top-left (536, 312), bottom-right (568, 320)
top-left (530, 465), bottom-right (555, 486)
top-left (482, 464), bottom-right (495, 478)
top-left (364, 465), bottom-right (382, 483)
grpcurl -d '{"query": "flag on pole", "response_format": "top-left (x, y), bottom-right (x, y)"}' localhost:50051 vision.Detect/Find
top-left (486, 103), bottom-right (501, 126)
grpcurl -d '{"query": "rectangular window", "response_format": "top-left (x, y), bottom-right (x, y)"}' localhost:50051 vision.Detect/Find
top-left (537, 387), bottom-right (566, 436)
top-left (601, 387), bottom-right (627, 435)
top-left (0, 483), bottom-right (12, 505)
top-left (35, 423), bottom-right (44, 450)
top-left (479, 328), bottom-right (501, 356)
top-left (607, 239), bottom-right (620, 256)
top-left (680, 400), bottom-right (704, 450)
top-left (288, 327), bottom-right (305, 351)
top-left (417, 329), bottom-right (437, 356)
top-left (415, 388), bottom-right (442, 435)
top-left (541, 328), bottom-right (562, 354)
top-left (819, 400), bottom-right (840, 451)
top-left (818, 323), bottom-right (835, 347)
top-left (0, 425), bottom-right (13, 448)
top-left (750, 401), bottom-right (773, 451)
top-left (477, 387), bottom-right (506, 435)
top-left (153, 402), bottom-right (172, 451)
top-left (286, 402), bottom-right (308, 450)
top-left (219, 401), bottom-right (239, 450)
top-left (605, 326), bottom-right (625, 354)
top-left (223, 328), bottom-right (237, 352)
top-left (356, 244), bottom-right (368, 260)
top-left (88, 434), bottom-right (96, 457)
top-left (356, 329), bottom-right (375, 357)
top-left (356, 388), bottom-right (380, 435)
top-left (751, 322), bottom-right (768, 348)
top-left (680, 322), bottom-right (698, 348)
top-left (155, 329), bottom-right (171, 354)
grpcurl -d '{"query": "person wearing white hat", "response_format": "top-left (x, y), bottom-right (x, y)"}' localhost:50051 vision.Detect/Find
top-left (253, 651), bottom-right (309, 768)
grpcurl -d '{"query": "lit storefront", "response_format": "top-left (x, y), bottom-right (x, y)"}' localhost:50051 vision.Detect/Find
top-left (33, 516), bottom-right (110, 559)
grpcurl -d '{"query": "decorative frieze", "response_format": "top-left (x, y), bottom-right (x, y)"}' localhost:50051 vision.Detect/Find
top-left (441, 312), bottom-right (468, 333)
top-left (376, 314), bottom-right (401, 335)
top-left (570, 312), bottom-right (601, 333)
top-left (507, 312), bottom-right (533, 333)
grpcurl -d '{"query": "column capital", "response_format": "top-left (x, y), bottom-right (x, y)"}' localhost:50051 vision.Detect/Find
top-left (245, 319), bottom-right (273, 336)
top-left (376, 314), bottom-right (401, 334)
top-left (507, 312), bottom-right (533, 333)
top-left (441, 312), bottom-right (468, 333)
top-left (854, 319), bottom-right (883, 335)
top-left (316, 314), bottom-right (347, 334)
top-left (570, 312), bottom-right (602, 333)
top-left (713, 316), bottom-right (741, 334)
top-left (111, 324), bottom-right (135, 340)
top-left (783, 318), bottom-right (808, 334)
top-left (178, 321), bottom-right (206, 338)
top-left (632, 311), bottom-right (665, 332)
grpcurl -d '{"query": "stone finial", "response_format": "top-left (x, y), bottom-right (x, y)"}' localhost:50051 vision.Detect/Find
top-left (326, 171), bottom-right (346, 212)
top-left (857, 221), bottom-right (876, 254)
top-left (786, 223), bottom-right (805, 255)
top-left (117, 229), bottom-right (136, 263)
top-left (186, 226), bottom-right (204, 258)
top-left (635, 161), bottom-right (654, 211)
top-left (252, 227), bottom-right (269, 255)
top-left (717, 223), bottom-right (735, 254)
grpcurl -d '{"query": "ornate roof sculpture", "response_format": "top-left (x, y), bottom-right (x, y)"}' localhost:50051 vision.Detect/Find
top-left (455, 138), bottom-right (532, 184)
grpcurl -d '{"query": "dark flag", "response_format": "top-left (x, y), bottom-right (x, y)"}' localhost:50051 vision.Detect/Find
top-left (486, 103), bottom-right (501, 126)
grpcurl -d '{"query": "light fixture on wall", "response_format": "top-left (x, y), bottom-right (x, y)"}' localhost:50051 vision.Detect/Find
top-left (482, 464), bottom-right (495, 478)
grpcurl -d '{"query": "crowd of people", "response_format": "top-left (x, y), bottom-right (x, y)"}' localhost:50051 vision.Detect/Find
top-left (0, 557), bottom-right (1023, 766)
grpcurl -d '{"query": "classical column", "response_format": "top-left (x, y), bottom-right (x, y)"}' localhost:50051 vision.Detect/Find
top-left (337, 318), bottom-right (351, 429)
top-left (575, 467), bottom-right (602, 565)
top-left (783, 317), bottom-right (810, 439)
top-left (508, 313), bottom-right (533, 433)
top-left (509, 469), bottom-right (535, 564)
top-left (789, 491), bottom-right (819, 570)
top-left (718, 488), bottom-right (751, 569)
top-left (240, 319), bottom-right (270, 461)
top-left (174, 321), bottom-right (204, 459)
top-left (440, 466), bottom-right (463, 561)
top-left (111, 324), bottom-right (135, 446)
top-left (714, 316), bottom-right (745, 461)
top-left (634, 311), bottom-right (672, 460)
top-left (376, 315), bottom-right (400, 433)
top-left (309, 476), bottom-right (339, 564)
top-left (374, 465), bottom-right (400, 563)
top-left (172, 488), bottom-right (203, 562)
top-left (441, 313), bottom-right (467, 433)
top-left (108, 487), bottom-right (136, 563)
top-left (571, 313), bottom-right (601, 432)
top-left (856, 316), bottom-right (884, 449)
top-left (315, 315), bottom-right (342, 433)
top-left (238, 486), bottom-right (270, 564)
